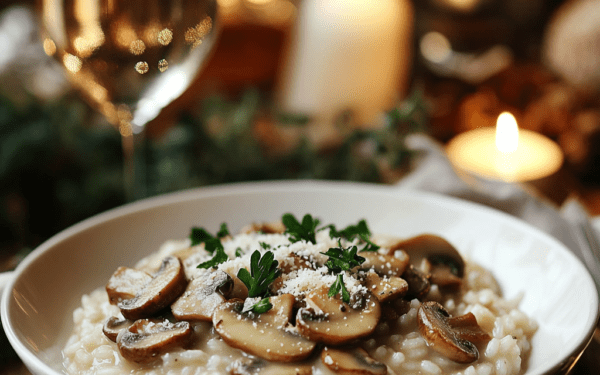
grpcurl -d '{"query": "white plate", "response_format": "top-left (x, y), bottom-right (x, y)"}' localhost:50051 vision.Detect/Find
top-left (2, 180), bottom-right (598, 374)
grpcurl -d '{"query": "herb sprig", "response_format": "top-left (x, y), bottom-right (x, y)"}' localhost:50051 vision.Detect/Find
top-left (191, 223), bottom-right (230, 269)
top-left (282, 213), bottom-right (320, 244)
top-left (237, 250), bottom-right (281, 313)
top-left (321, 243), bottom-right (366, 303)
top-left (326, 219), bottom-right (380, 252)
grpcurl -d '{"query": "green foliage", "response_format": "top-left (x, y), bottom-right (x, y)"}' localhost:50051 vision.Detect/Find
top-left (321, 243), bottom-right (366, 273)
top-left (190, 223), bottom-right (229, 253)
top-left (0, 86), bottom-right (426, 269)
top-left (325, 219), bottom-right (380, 252)
top-left (191, 224), bottom-right (230, 269)
top-left (237, 250), bottom-right (281, 299)
top-left (321, 242), bottom-right (366, 304)
top-left (197, 246), bottom-right (228, 269)
top-left (328, 274), bottom-right (350, 303)
top-left (282, 213), bottom-right (320, 244)
top-left (246, 297), bottom-right (273, 314)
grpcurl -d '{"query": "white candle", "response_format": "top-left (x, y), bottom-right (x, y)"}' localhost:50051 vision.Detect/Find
top-left (446, 112), bottom-right (564, 182)
top-left (277, 0), bottom-right (413, 126)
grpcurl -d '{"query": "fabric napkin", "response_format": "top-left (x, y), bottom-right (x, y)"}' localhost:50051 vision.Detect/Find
top-left (396, 133), bottom-right (600, 293)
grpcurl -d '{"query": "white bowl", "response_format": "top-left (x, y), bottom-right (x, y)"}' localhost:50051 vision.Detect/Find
top-left (2, 181), bottom-right (598, 374)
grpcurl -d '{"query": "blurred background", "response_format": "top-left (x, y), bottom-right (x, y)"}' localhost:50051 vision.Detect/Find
top-left (2, 0), bottom-right (600, 371)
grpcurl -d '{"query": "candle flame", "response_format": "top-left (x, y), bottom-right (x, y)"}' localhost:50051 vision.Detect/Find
top-left (495, 112), bottom-right (519, 153)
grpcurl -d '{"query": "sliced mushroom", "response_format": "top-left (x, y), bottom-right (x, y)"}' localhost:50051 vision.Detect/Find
top-left (230, 357), bottom-right (313, 375)
top-left (446, 312), bottom-right (492, 346)
top-left (242, 221), bottom-right (285, 234)
top-left (296, 287), bottom-right (381, 345)
top-left (222, 270), bottom-right (250, 300)
top-left (360, 252), bottom-right (409, 277)
top-left (102, 316), bottom-right (133, 342)
top-left (401, 265), bottom-right (431, 300)
top-left (388, 234), bottom-right (465, 279)
top-left (106, 267), bottom-right (152, 305)
top-left (321, 347), bottom-right (387, 375)
top-left (118, 256), bottom-right (188, 320)
top-left (363, 272), bottom-right (408, 302)
top-left (213, 294), bottom-right (316, 362)
top-left (417, 301), bottom-right (490, 364)
top-left (172, 270), bottom-right (233, 321)
top-left (116, 319), bottom-right (192, 363)
top-left (425, 261), bottom-right (463, 289)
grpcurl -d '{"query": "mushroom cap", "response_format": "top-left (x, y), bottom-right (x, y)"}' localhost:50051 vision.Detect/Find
top-left (102, 316), bottom-right (133, 342)
top-left (213, 294), bottom-right (317, 362)
top-left (116, 319), bottom-right (192, 363)
top-left (388, 234), bottom-right (465, 278)
top-left (172, 270), bottom-right (232, 321)
top-left (360, 252), bottom-right (409, 277)
top-left (118, 256), bottom-right (188, 320)
top-left (321, 347), bottom-right (387, 375)
top-left (401, 265), bottom-right (431, 300)
top-left (363, 272), bottom-right (408, 302)
top-left (241, 221), bottom-right (286, 234)
top-left (427, 261), bottom-right (463, 289)
top-left (417, 301), bottom-right (489, 364)
top-left (106, 267), bottom-right (152, 305)
top-left (296, 287), bottom-right (381, 345)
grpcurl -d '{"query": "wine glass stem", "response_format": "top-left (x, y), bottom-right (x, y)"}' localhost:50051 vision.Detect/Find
top-left (122, 129), bottom-right (147, 201)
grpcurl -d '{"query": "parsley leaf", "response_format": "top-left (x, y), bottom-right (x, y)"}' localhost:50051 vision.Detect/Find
top-left (282, 213), bottom-right (320, 244)
top-left (328, 274), bottom-right (350, 303)
top-left (190, 227), bottom-right (214, 246)
top-left (197, 246), bottom-right (228, 269)
top-left (326, 219), bottom-right (380, 252)
top-left (190, 223), bottom-right (231, 254)
top-left (358, 233), bottom-right (380, 252)
top-left (237, 250), bottom-right (281, 299)
top-left (321, 243), bottom-right (366, 273)
top-left (216, 223), bottom-right (230, 238)
top-left (321, 243), bottom-right (365, 303)
top-left (327, 219), bottom-right (370, 239)
top-left (235, 247), bottom-right (244, 257)
top-left (248, 297), bottom-right (273, 314)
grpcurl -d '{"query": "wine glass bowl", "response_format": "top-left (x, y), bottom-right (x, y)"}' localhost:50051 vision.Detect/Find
top-left (38, 0), bottom-right (219, 199)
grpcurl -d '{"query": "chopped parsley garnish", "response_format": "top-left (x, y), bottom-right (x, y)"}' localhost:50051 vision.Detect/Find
top-left (259, 242), bottom-right (271, 249)
top-left (328, 274), bottom-right (350, 302)
top-left (235, 247), bottom-right (244, 257)
top-left (197, 246), bottom-right (228, 269)
top-left (190, 223), bottom-right (231, 254)
top-left (190, 227), bottom-right (213, 246)
top-left (237, 250), bottom-right (281, 313)
top-left (191, 224), bottom-right (230, 269)
top-left (357, 234), bottom-right (380, 252)
top-left (216, 223), bottom-right (230, 239)
top-left (321, 243), bottom-right (366, 303)
top-left (326, 219), bottom-right (380, 252)
top-left (282, 213), bottom-right (320, 244)
top-left (246, 297), bottom-right (273, 314)
top-left (321, 243), bottom-right (366, 273)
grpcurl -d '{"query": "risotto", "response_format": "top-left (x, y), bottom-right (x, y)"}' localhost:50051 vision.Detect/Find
top-left (62, 214), bottom-right (538, 375)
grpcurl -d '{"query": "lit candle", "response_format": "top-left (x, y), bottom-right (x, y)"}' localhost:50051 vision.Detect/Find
top-left (446, 112), bottom-right (564, 182)
top-left (277, 0), bottom-right (414, 126)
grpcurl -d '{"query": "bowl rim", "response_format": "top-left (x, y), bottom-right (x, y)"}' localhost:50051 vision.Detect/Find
top-left (2, 180), bottom-right (599, 374)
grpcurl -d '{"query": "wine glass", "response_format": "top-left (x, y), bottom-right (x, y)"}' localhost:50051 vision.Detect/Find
top-left (37, 0), bottom-right (219, 200)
